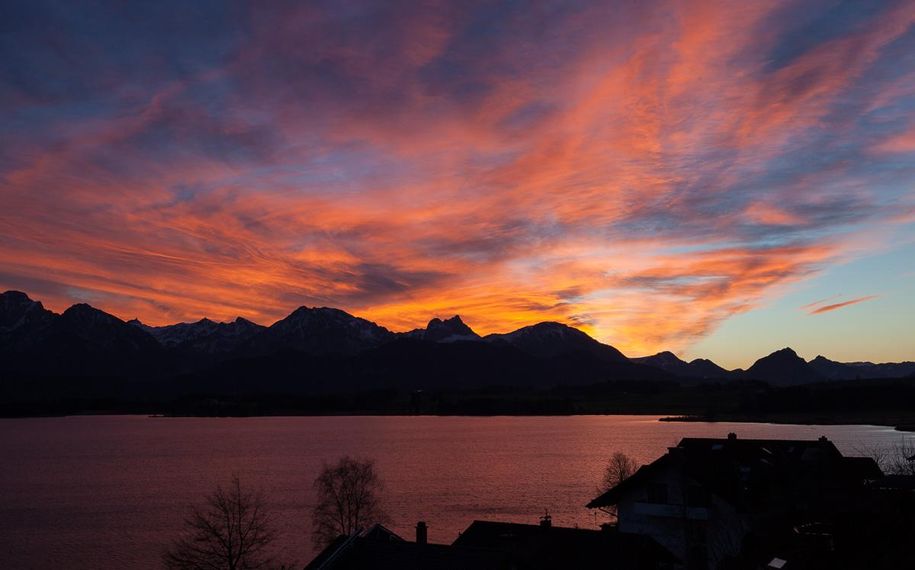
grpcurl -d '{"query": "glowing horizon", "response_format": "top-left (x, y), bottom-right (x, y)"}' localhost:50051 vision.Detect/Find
top-left (2, 1), bottom-right (914, 368)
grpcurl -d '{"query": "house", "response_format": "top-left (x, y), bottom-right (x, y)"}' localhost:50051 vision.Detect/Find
top-left (586, 434), bottom-right (882, 570)
top-left (304, 523), bottom-right (503, 570)
top-left (452, 518), bottom-right (676, 569)
top-left (305, 515), bottom-right (676, 569)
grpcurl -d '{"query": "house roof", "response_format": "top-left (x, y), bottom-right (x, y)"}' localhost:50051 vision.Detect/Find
top-left (839, 456), bottom-right (884, 480)
top-left (587, 436), bottom-right (881, 510)
top-left (453, 520), bottom-right (604, 548)
top-left (453, 520), bottom-right (677, 568)
top-left (306, 520), bottom-right (677, 569)
top-left (305, 538), bottom-right (503, 570)
top-left (304, 524), bottom-right (503, 570)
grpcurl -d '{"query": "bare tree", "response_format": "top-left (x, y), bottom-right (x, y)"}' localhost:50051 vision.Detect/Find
top-left (882, 440), bottom-right (915, 476)
top-left (885, 439), bottom-right (915, 475)
top-left (597, 451), bottom-right (639, 520)
top-left (311, 456), bottom-right (388, 549)
top-left (857, 439), bottom-right (915, 476)
top-left (163, 475), bottom-right (276, 570)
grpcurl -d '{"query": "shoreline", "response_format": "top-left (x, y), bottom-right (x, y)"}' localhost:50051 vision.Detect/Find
top-left (3, 410), bottom-right (914, 431)
top-left (660, 412), bottom-right (915, 433)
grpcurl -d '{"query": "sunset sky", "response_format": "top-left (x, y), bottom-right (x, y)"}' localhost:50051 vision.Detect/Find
top-left (2, 1), bottom-right (914, 368)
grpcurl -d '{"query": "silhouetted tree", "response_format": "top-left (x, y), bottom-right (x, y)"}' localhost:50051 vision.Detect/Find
top-left (858, 440), bottom-right (915, 476)
top-left (163, 476), bottom-right (276, 570)
top-left (597, 451), bottom-right (639, 520)
top-left (887, 440), bottom-right (915, 475)
top-left (311, 456), bottom-right (388, 548)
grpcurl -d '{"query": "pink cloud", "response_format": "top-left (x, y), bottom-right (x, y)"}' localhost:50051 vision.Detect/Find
top-left (1, 0), bottom-right (913, 357)
top-left (806, 296), bottom-right (878, 315)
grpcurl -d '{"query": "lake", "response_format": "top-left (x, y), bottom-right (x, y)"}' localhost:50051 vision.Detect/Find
top-left (0, 415), bottom-right (909, 569)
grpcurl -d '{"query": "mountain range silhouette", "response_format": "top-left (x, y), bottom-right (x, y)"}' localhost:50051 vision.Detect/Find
top-left (1, 291), bottom-right (913, 400)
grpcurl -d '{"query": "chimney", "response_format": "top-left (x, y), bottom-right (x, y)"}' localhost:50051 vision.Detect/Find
top-left (415, 521), bottom-right (427, 545)
top-left (539, 511), bottom-right (552, 529)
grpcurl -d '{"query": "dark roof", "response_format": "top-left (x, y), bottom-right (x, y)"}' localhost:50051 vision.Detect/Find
top-left (453, 520), bottom-right (677, 568)
top-left (588, 436), bottom-right (881, 510)
top-left (675, 436), bottom-right (842, 460)
top-left (306, 538), bottom-right (503, 570)
top-left (307, 521), bottom-right (676, 570)
top-left (839, 456), bottom-right (883, 480)
top-left (304, 524), bottom-right (503, 570)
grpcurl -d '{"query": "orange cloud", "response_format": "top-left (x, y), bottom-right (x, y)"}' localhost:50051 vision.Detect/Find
top-left (1, 0), bottom-right (913, 360)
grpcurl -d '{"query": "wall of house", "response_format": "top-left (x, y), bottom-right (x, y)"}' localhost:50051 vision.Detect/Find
top-left (704, 495), bottom-right (746, 570)
top-left (615, 463), bottom-right (747, 570)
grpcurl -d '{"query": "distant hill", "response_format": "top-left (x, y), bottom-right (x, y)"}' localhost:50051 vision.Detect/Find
top-left (808, 355), bottom-right (859, 380)
top-left (633, 351), bottom-right (733, 379)
top-left (745, 347), bottom-right (822, 385)
top-left (245, 306), bottom-right (395, 356)
top-left (485, 322), bottom-right (628, 362)
top-left (808, 355), bottom-right (915, 380)
top-left (851, 360), bottom-right (915, 378)
top-left (689, 358), bottom-right (734, 379)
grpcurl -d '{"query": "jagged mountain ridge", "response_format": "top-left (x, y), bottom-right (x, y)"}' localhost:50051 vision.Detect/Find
top-left (1, 291), bottom-right (912, 388)
top-left (0, 290), bottom-right (57, 352)
top-left (406, 315), bottom-right (481, 343)
top-left (130, 317), bottom-right (265, 355)
top-left (1, 299), bottom-right (164, 376)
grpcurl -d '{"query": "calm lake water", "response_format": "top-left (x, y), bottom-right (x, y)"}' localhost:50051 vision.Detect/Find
top-left (0, 415), bottom-right (910, 569)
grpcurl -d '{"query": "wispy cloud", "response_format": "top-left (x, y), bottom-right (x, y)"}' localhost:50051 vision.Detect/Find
top-left (806, 296), bottom-right (878, 315)
top-left (1, 1), bottom-right (913, 354)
